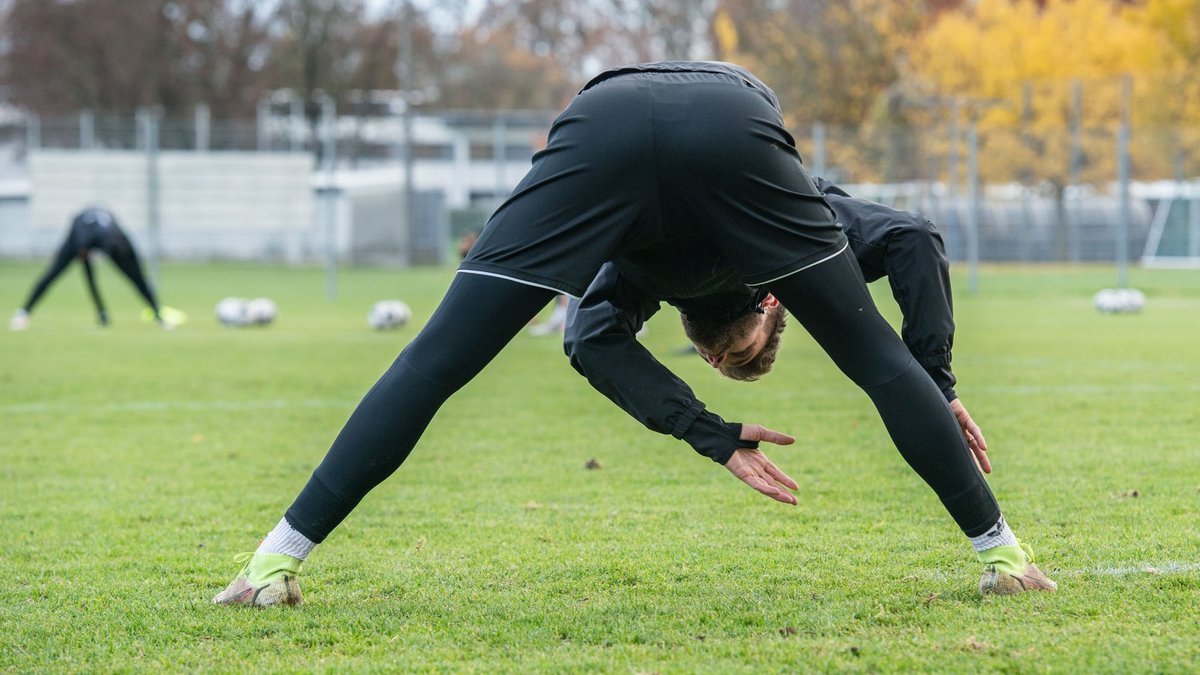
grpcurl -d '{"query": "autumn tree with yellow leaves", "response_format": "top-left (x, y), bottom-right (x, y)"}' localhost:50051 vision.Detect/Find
top-left (907, 0), bottom-right (1200, 183)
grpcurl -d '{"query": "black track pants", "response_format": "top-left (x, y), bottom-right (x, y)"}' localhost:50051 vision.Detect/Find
top-left (285, 274), bottom-right (556, 542)
top-left (22, 237), bottom-right (159, 317)
top-left (767, 249), bottom-right (1000, 537)
top-left (106, 242), bottom-right (160, 314)
top-left (21, 239), bottom-right (78, 312)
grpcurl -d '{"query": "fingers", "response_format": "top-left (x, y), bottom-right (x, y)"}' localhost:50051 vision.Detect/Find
top-left (959, 414), bottom-right (987, 453)
top-left (740, 423), bottom-right (796, 446)
top-left (972, 444), bottom-right (992, 474)
top-left (725, 448), bottom-right (798, 505)
top-left (746, 474), bottom-right (797, 505)
top-left (950, 400), bottom-right (989, 472)
top-left (763, 460), bottom-right (799, 491)
top-left (969, 421), bottom-right (988, 453)
top-left (963, 428), bottom-right (979, 453)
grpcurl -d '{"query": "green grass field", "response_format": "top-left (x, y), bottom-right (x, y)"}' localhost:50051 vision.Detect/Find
top-left (1, 260), bottom-right (1198, 673)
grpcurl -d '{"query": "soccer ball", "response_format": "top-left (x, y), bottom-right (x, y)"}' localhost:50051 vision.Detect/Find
top-left (1093, 288), bottom-right (1145, 314)
top-left (367, 300), bottom-right (412, 330)
top-left (215, 297), bottom-right (249, 327)
top-left (246, 298), bottom-right (278, 326)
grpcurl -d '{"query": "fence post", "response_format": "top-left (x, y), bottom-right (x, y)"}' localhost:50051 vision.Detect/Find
top-left (1189, 196), bottom-right (1200, 259)
top-left (493, 117), bottom-right (507, 202)
top-left (811, 122), bottom-right (826, 178)
top-left (80, 110), bottom-right (94, 149)
top-left (290, 93), bottom-right (304, 153)
top-left (400, 0), bottom-right (415, 267)
top-left (1068, 79), bottom-right (1083, 262)
top-left (138, 108), bottom-right (163, 288)
top-left (257, 98), bottom-right (269, 152)
top-left (945, 100), bottom-right (962, 260)
top-left (1116, 75), bottom-right (1131, 289)
top-left (26, 114), bottom-right (40, 153)
top-left (321, 96), bottom-right (339, 300)
top-left (195, 103), bottom-right (210, 152)
top-left (966, 118), bottom-right (981, 295)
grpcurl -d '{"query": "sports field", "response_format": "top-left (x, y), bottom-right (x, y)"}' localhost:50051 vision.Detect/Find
top-left (1, 260), bottom-right (1197, 672)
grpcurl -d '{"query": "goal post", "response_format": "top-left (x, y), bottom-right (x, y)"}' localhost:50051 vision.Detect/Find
top-left (1142, 187), bottom-right (1200, 269)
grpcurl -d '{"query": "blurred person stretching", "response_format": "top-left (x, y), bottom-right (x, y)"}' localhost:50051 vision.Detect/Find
top-left (9, 207), bottom-right (172, 330)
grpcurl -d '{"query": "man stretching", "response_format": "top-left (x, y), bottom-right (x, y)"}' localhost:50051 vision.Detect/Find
top-left (214, 62), bottom-right (1055, 606)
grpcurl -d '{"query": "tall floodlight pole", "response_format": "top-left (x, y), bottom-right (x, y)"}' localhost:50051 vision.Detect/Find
top-left (1116, 75), bottom-right (1132, 289)
top-left (400, 0), bottom-right (415, 266)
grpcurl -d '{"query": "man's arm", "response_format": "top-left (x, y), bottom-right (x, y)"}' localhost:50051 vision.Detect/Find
top-left (564, 264), bottom-right (748, 465)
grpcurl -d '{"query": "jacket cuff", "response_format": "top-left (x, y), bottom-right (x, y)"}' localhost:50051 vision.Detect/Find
top-left (681, 411), bottom-right (743, 464)
top-left (924, 364), bottom-right (958, 403)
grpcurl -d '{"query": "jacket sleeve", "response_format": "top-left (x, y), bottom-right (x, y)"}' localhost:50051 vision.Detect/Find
top-left (883, 216), bottom-right (957, 401)
top-left (564, 264), bottom-right (744, 464)
top-left (818, 179), bottom-right (959, 401)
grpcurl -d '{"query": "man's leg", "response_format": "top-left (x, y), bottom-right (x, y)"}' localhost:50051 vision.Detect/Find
top-left (767, 249), bottom-right (1054, 594)
top-left (215, 273), bottom-right (556, 605)
top-left (19, 239), bottom-right (77, 314)
top-left (80, 256), bottom-right (109, 325)
top-left (105, 241), bottom-right (161, 318)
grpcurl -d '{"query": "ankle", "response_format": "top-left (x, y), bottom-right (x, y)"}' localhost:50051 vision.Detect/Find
top-left (978, 543), bottom-right (1031, 575)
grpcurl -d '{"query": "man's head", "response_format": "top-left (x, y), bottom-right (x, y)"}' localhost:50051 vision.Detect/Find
top-left (681, 293), bottom-right (787, 382)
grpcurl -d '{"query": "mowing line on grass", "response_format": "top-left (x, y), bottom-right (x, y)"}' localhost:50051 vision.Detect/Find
top-left (0, 398), bottom-right (358, 414)
top-left (1078, 561), bottom-right (1200, 577)
top-left (912, 560), bottom-right (1200, 582)
top-left (7, 380), bottom-right (1199, 414)
top-left (979, 383), bottom-right (1200, 395)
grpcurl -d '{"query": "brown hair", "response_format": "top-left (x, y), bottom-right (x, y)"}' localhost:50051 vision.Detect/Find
top-left (681, 306), bottom-right (788, 382)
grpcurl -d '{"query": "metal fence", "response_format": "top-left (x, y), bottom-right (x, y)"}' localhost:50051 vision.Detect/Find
top-left (1, 106), bottom-right (1197, 270)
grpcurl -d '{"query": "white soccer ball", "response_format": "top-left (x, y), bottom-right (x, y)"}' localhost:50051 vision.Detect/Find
top-left (215, 297), bottom-right (249, 327)
top-left (368, 300), bottom-right (412, 330)
top-left (246, 298), bottom-right (278, 326)
top-left (1093, 288), bottom-right (1145, 314)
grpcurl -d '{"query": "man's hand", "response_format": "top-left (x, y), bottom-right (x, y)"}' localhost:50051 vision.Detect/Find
top-left (949, 399), bottom-right (990, 474)
top-left (724, 424), bottom-right (799, 505)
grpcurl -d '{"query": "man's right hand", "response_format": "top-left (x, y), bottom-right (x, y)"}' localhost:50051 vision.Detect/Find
top-left (949, 398), bottom-right (990, 474)
top-left (724, 424), bottom-right (799, 505)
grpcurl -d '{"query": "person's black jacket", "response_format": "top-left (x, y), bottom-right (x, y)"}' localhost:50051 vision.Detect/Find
top-left (564, 180), bottom-right (956, 463)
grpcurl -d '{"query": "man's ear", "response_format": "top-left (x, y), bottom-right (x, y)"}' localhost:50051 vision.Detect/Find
top-left (762, 293), bottom-right (779, 308)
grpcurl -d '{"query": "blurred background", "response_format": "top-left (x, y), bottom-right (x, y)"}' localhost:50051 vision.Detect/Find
top-left (0, 0), bottom-right (1197, 281)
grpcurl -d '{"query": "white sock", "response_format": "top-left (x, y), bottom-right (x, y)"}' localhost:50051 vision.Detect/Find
top-left (256, 517), bottom-right (316, 561)
top-left (969, 515), bottom-right (1019, 552)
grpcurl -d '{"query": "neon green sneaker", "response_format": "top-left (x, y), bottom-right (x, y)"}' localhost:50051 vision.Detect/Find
top-left (212, 552), bottom-right (303, 606)
top-left (978, 542), bottom-right (1057, 595)
top-left (142, 306), bottom-right (188, 330)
